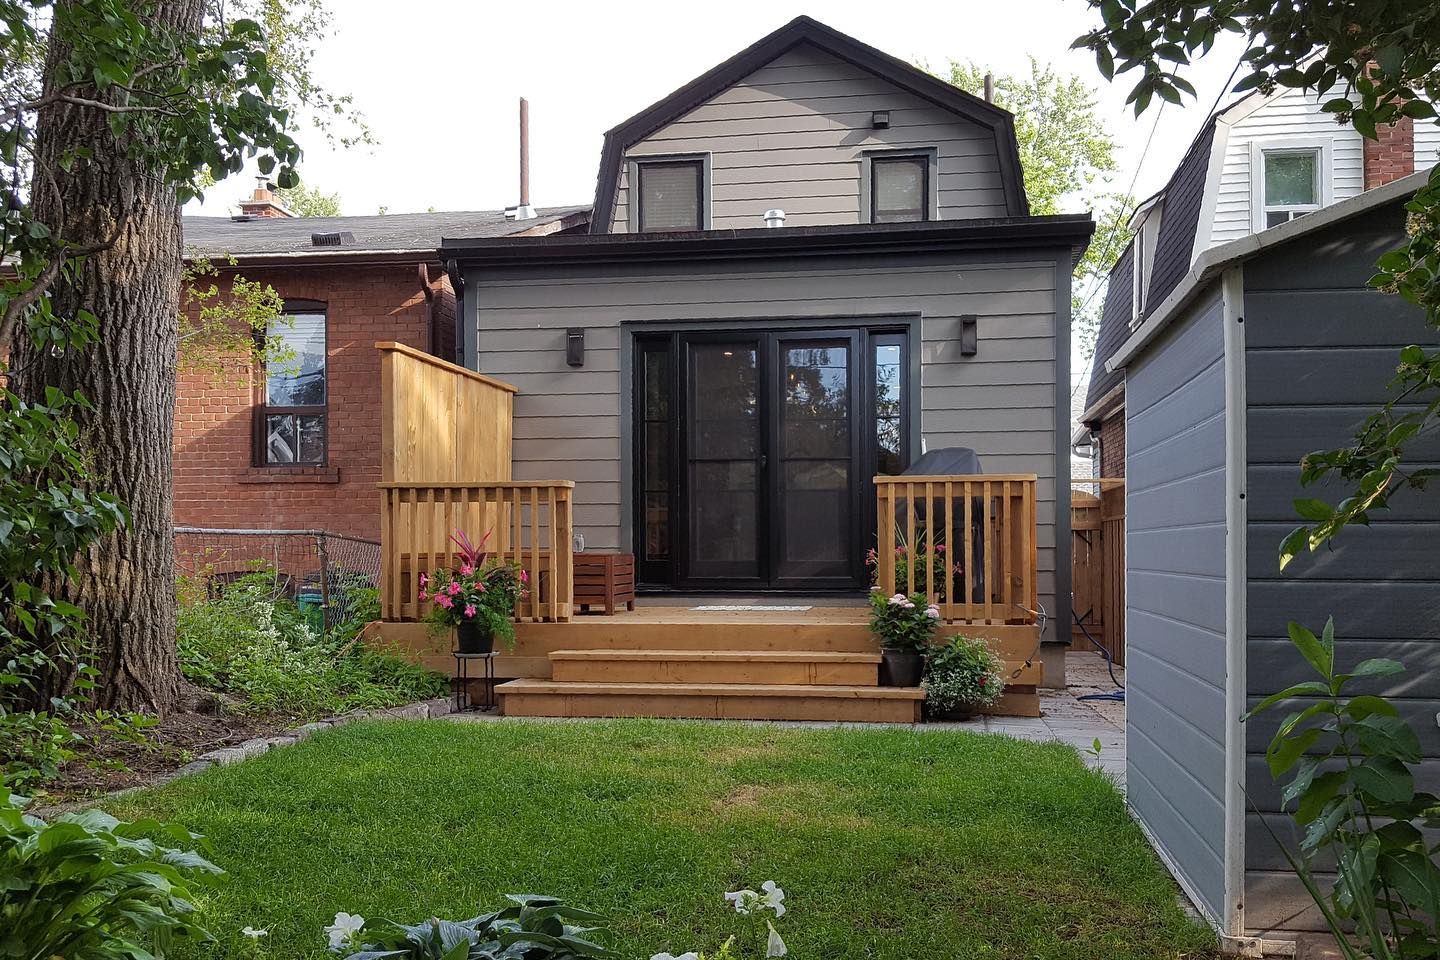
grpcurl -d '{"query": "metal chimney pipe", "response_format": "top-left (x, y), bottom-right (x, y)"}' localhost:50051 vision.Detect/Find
top-left (519, 97), bottom-right (530, 207)
top-left (983, 72), bottom-right (995, 104)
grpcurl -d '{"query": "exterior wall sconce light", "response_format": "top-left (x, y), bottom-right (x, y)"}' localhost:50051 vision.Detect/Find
top-left (871, 110), bottom-right (890, 129)
top-left (566, 327), bottom-right (585, 367)
top-left (960, 315), bottom-right (978, 356)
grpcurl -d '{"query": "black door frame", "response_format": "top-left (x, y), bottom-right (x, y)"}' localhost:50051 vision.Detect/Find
top-left (630, 320), bottom-right (915, 593)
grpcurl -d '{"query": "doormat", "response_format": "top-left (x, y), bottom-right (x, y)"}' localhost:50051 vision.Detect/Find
top-left (690, 605), bottom-right (814, 612)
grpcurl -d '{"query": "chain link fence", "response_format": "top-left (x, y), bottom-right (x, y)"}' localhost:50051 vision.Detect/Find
top-left (173, 528), bottom-right (381, 635)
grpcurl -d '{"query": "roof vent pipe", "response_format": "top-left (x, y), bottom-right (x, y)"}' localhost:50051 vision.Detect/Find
top-left (764, 208), bottom-right (785, 228)
top-left (507, 97), bottom-right (537, 221)
top-left (983, 71), bottom-right (995, 103)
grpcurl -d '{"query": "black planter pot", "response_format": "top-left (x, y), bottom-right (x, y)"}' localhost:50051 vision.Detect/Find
top-left (456, 620), bottom-right (494, 655)
top-left (925, 704), bottom-right (976, 722)
top-left (879, 649), bottom-right (924, 687)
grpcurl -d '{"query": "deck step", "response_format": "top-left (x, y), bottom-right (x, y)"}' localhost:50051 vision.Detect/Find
top-left (548, 649), bottom-right (881, 686)
top-left (496, 679), bottom-right (924, 724)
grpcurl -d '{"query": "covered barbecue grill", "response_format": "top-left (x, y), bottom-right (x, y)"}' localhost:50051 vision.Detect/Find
top-left (893, 447), bottom-right (988, 603)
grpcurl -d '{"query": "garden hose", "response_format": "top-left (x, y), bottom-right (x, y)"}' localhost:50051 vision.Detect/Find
top-left (1071, 607), bottom-right (1125, 702)
top-left (1009, 601), bottom-right (1048, 679)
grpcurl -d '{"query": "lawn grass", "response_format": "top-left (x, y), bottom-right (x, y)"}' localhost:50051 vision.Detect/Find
top-left (108, 718), bottom-right (1216, 960)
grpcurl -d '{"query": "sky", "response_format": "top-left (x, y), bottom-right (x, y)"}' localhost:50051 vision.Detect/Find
top-left (191, 0), bottom-right (1250, 419)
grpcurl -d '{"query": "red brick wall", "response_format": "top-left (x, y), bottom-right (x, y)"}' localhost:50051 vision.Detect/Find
top-left (1099, 408), bottom-right (1125, 479)
top-left (1364, 116), bottom-right (1415, 189)
top-left (173, 261), bottom-right (453, 540)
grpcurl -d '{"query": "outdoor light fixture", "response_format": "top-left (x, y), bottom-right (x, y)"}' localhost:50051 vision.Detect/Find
top-left (566, 328), bottom-right (585, 367)
top-left (871, 110), bottom-right (890, 129)
top-left (960, 315), bottom-right (979, 356)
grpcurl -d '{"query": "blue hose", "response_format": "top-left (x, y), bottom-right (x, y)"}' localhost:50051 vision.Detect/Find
top-left (1071, 607), bottom-right (1125, 702)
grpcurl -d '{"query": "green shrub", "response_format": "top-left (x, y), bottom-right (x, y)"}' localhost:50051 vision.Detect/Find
top-left (177, 570), bottom-right (445, 718)
top-left (0, 787), bottom-right (224, 959)
top-left (333, 895), bottom-right (610, 959)
top-left (923, 636), bottom-right (1005, 717)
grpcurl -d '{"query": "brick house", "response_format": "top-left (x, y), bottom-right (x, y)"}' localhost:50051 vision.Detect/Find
top-left (175, 187), bottom-right (589, 539)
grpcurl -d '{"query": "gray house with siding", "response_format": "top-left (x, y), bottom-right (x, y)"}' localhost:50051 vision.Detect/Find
top-left (439, 16), bottom-right (1092, 683)
top-left (1106, 169), bottom-right (1440, 950)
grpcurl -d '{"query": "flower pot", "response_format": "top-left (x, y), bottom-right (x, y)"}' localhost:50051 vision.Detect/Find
top-left (879, 649), bottom-right (924, 687)
top-left (925, 703), bottom-right (976, 722)
top-left (456, 620), bottom-right (494, 655)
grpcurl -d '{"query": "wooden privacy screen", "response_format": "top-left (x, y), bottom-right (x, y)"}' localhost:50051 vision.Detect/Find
top-left (380, 482), bottom-right (575, 623)
top-left (377, 341), bottom-right (514, 484)
top-left (874, 475), bottom-right (1038, 624)
top-left (1070, 480), bottom-right (1125, 666)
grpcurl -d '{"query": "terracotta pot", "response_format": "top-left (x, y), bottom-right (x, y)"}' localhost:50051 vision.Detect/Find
top-left (456, 620), bottom-right (494, 655)
top-left (879, 649), bottom-right (924, 687)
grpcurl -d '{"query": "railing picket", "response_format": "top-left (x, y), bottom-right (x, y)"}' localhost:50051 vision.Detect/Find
top-left (982, 481), bottom-right (993, 624)
top-left (528, 485), bottom-right (541, 622)
top-left (924, 480), bottom-right (935, 606)
top-left (962, 482), bottom-right (974, 622)
top-left (904, 481), bottom-right (916, 596)
top-left (943, 480), bottom-right (954, 623)
top-left (1002, 480), bottom-right (1013, 619)
top-left (546, 486), bottom-right (558, 622)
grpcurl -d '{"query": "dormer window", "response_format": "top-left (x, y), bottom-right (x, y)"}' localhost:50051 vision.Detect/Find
top-left (633, 156), bottom-right (707, 232)
top-left (1261, 148), bottom-right (1321, 227)
top-left (1130, 200), bottom-right (1164, 322)
top-left (862, 148), bottom-right (938, 223)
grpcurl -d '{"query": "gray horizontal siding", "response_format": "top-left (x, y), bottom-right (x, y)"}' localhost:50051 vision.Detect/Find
top-left (1242, 201), bottom-right (1440, 937)
top-left (611, 43), bottom-right (1008, 232)
top-left (469, 249), bottom-right (1062, 604)
top-left (1124, 285), bottom-right (1229, 923)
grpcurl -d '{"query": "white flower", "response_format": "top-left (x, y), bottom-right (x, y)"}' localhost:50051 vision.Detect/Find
top-left (724, 888), bottom-right (761, 915)
top-left (651, 953), bottom-right (701, 960)
top-left (901, 600), bottom-right (915, 609)
top-left (324, 912), bottom-right (365, 952)
top-left (766, 920), bottom-right (788, 958)
top-left (925, 607), bottom-right (941, 619)
top-left (242, 926), bottom-right (268, 939)
top-left (870, 585), bottom-right (883, 593)
top-left (759, 880), bottom-right (786, 917)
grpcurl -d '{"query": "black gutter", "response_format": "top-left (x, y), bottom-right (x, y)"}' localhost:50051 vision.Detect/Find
top-left (442, 215), bottom-right (1094, 267)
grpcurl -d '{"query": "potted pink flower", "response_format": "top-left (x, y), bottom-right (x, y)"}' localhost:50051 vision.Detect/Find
top-left (422, 531), bottom-right (528, 654)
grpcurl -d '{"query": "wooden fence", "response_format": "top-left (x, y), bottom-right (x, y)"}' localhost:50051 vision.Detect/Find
top-left (874, 475), bottom-right (1038, 624)
top-left (378, 341), bottom-right (515, 484)
top-left (379, 481), bottom-right (575, 622)
top-left (1070, 479), bottom-right (1126, 666)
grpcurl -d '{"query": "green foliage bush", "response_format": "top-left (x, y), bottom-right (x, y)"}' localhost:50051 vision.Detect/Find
top-left (177, 570), bottom-right (445, 718)
top-left (335, 895), bottom-right (611, 960)
top-left (923, 636), bottom-right (1005, 717)
top-left (0, 786), bottom-right (224, 959)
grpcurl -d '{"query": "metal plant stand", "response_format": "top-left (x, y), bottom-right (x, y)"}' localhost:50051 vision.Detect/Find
top-left (453, 652), bottom-right (499, 712)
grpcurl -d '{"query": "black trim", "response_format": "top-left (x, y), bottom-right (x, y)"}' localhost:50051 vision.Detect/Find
top-left (586, 15), bottom-right (1029, 233)
top-left (443, 215), bottom-right (1094, 267)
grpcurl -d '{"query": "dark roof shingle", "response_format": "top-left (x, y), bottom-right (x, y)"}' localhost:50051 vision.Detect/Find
top-left (182, 205), bottom-right (590, 258)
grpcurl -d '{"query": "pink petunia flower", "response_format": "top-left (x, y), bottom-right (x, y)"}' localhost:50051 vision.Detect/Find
top-left (460, 564), bottom-right (475, 577)
top-left (447, 581), bottom-right (462, 596)
top-left (463, 604), bottom-right (477, 618)
top-left (435, 593), bottom-right (453, 608)
top-left (519, 569), bottom-right (529, 583)
top-left (419, 590), bottom-right (428, 601)
top-left (419, 573), bottom-right (429, 586)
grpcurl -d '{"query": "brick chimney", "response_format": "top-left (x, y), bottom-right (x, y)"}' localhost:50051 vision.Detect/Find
top-left (238, 178), bottom-right (293, 219)
top-left (1365, 116), bottom-right (1416, 188)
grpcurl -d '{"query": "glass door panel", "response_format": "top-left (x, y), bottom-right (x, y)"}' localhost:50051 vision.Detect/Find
top-left (685, 340), bottom-right (763, 581)
top-left (774, 335), bottom-right (858, 583)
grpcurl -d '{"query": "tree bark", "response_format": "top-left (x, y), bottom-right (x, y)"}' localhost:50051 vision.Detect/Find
top-left (13, 0), bottom-right (205, 715)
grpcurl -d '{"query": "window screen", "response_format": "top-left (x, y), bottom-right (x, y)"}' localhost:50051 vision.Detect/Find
top-left (1263, 149), bottom-right (1320, 227)
top-left (872, 156), bottom-right (929, 223)
top-left (638, 160), bottom-right (703, 232)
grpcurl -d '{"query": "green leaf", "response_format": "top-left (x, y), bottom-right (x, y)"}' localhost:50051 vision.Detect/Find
top-left (1375, 45), bottom-right (1404, 76)
top-left (1353, 756), bottom-right (1415, 803)
top-left (1354, 714), bottom-right (1423, 764)
top-left (1293, 498), bottom-right (1334, 522)
top-left (1287, 621), bottom-right (1333, 679)
top-left (1347, 658), bottom-right (1406, 680)
top-left (1268, 727), bottom-right (1321, 778)
top-left (1243, 680), bottom-right (1333, 720)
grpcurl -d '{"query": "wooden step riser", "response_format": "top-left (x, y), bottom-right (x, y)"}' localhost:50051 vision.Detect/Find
top-left (550, 661), bottom-right (879, 686)
top-left (516, 622), bottom-right (878, 653)
top-left (499, 691), bottom-right (922, 724)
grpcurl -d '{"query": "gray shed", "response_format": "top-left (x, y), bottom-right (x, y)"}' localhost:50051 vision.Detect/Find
top-left (1107, 168), bottom-right (1440, 950)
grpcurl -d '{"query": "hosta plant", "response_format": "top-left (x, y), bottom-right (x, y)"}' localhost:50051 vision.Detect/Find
top-left (0, 787), bottom-right (224, 959)
top-left (338, 895), bottom-right (609, 959)
top-left (1244, 618), bottom-right (1440, 959)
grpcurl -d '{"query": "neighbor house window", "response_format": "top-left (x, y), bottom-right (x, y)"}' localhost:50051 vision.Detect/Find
top-left (256, 304), bottom-right (327, 465)
top-left (1261, 148), bottom-right (1322, 227)
top-left (635, 158), bottom-right (704, 232)
top-left (870, 155), bottom-right (930, 223)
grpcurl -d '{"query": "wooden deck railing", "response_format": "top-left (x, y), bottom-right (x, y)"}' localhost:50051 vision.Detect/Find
top-left (874, 475), bottom-right (1039, 624)
top-left (379, 481), bottom-right (574, 623)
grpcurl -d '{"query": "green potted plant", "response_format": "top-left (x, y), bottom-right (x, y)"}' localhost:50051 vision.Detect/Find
top-left (922, 635), bottom-right (1005, 720)
top-left (868, 588), bottom-right (939, 687)
top-left (423, 531), bottom-right (528, 655)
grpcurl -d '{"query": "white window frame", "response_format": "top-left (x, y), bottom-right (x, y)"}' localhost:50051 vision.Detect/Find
top-left (1250, 137), bottom-right (1333, 232)
top-left (1131, 201), bottom-right (1163, 322)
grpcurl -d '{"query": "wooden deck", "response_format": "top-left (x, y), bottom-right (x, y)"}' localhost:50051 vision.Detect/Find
top-left (369, 604), bottom-right (1043, 721)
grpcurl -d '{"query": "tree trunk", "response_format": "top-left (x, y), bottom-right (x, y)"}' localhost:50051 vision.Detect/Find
top-left (13, 0), bottom-right (205, 715)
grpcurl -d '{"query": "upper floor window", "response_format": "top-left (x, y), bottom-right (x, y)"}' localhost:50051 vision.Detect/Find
top-left (635, 158), bottom-right (705, 232)
top-left (871, 155), bottom-right (930, 223)
top-left (1261, 148), bottom-right (1321, 227)
top-left (1130, 200), bottom-right (1163, 322)
top-left (257, 304), bottom-right (327, 465)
